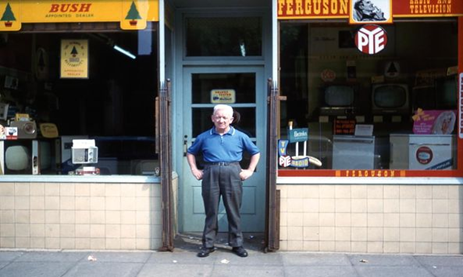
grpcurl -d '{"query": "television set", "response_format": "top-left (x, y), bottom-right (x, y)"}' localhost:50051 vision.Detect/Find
top-left (0, 140), bottom-right (35, 174)
top-left (371, 83), bottom-right (410, 114)
top-left (38, 139), bottom-right (60, 174)
top-left (5, 145), bottom-right (30, 172)
top-left (319, 84), bottom-right (358, 115)
top-left (412, 75), bottom-right (458, 111)
top-left (0, 139), bottom-right (59, 175)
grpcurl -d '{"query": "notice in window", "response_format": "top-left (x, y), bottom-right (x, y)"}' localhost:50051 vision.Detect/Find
top-left (60, 39), bottom-right (89, 79)
top-left (334, 119), bottom-right (356, 135)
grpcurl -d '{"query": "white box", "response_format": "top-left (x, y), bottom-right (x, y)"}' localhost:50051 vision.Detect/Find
top-left (389, 134), bottom-right (456, 170)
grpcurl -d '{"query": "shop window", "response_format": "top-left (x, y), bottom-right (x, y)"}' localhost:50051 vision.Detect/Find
top-left (279, 21), bottom-right (460, 176)
top-left (0, 31), bottom-right (159, 175)
top-left (186, 17), bottom-right (262, 57)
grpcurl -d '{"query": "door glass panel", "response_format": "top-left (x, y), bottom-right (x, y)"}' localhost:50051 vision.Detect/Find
top-left (192, 73), bottom-right (256, 104)
top-left (190, 71), bottom-right (258, 171)
top-left (186, 17), bottom-right (262, 57)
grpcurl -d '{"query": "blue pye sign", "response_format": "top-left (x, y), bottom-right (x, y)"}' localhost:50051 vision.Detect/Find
top-left (288, 128), bottom-right (308, 143)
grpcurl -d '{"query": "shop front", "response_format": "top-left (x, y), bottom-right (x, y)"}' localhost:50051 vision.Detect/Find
top-left (276, 0), bottom-right (463, 253)
top-left (1, 0), bottom-right (463, 255)
top-left (0, 0), bottom-right (174, 251)
top-left (0, 0), bottom-right (269, 252)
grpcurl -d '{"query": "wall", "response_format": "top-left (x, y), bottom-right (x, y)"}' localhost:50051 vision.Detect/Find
top-left (278, 183), bottom-right (463, 254)
top-left (0, 181), bottom-right (169, 250)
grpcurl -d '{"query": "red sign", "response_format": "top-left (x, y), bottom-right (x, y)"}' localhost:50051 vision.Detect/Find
top-left (416, 146), bottom-right (433, 165)
top-left (277, 0), bottom-right (463, 19)
top-left (394, 0), bottom-right (463, 17)
top-left (355, 24), bottom-right (387, 54)
top-left (334, 119), bottom-right (355, 135)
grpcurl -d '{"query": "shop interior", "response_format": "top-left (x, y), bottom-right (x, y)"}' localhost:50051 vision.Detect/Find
top-left (0, 28), bottom-right (159, 175)
top-left (280, 20), bottom-right (459, 170)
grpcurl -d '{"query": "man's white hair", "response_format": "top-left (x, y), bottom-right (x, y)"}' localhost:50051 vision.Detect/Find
top-left (213, 104), bottom-right (234, 117)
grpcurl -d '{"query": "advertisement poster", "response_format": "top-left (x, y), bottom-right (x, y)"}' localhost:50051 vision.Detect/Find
top-left (412, 109), bottom-right (456, 134)
top-left (350, 0), bottom-right (392, 24)
top-left (60, 39), bottom-right (89, 79)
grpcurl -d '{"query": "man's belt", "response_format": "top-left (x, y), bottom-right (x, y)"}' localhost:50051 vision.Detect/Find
top-left (205, 162), bottom-right (239, 166)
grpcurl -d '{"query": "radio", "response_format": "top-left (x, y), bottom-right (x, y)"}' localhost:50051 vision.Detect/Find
top-left (9, 121), bottom-right (37, 139)
top-left (72, 139), bottom-right (98, 164)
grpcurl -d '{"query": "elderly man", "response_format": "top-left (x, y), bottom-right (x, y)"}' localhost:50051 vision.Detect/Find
top-left (186, 104), bottom-right (260, 258)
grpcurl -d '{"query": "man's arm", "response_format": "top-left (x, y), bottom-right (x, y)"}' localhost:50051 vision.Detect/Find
top-left (240, 153), bottom-right (260, 181)
top-left (186, 153), bottom-right (203, 180)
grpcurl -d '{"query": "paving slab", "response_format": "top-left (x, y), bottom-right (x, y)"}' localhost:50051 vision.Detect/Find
top-left (62, 261), bottom-right (144, 277)
top-left (284, 265), bottom-right (359, 277)
top-left (0, 261), bottom-right (76, 277)
top-left (15, 251), bottom-right (88, 262)
top-left (0, 251), bottom-right (24, 262)
top-left (83, 251), bottom-right (152, 263)
top-left (424, 266), bottom-right (463, 277)
top-left (348, 254), bottom-right (422, 266)
top-left (211, 250), bottom-right (283, 266)
top-left (212, 265), bottom-right (284, 277)
top-left (414, 255), bottom-right (463, 267)
top-left (147, 250), bottom-right (220, 264)
top-left (355, 266), bottom-right (435, 277)
top-left (0, 262), bottom-right (10, 271)
top-left (136, 263), bottom-right (214, 277)
top-left (282, 253), bottom-right (352, 266)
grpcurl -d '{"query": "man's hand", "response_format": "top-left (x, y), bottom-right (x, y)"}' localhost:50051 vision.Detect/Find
top-left (239, 169), bottom-right (253, 181)
top-left (191, 168), bottom-right (203, 180)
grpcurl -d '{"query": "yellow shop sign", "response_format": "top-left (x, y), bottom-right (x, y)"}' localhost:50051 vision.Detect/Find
top-left (0, 0), bottom-right (159, 31)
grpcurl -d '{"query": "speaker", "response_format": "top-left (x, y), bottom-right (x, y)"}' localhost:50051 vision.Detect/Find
top-left (10, 121), bottom-right (37, 139)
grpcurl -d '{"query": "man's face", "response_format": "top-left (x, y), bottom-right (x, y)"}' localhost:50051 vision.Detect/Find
top-left (211, 109), bottom-right (233, 133)
top-left (360, 0), bottom-right (375, 14)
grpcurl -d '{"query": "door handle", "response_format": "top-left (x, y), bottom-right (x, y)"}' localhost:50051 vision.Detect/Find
top-left (183, 135), bottom-right (188, 156)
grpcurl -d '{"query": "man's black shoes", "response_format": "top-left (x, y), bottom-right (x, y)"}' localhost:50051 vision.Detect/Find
top-left (197, 247), bottom-right (215, 258)
top-left (232, 246), bottom-right (248, 258)
top-left (197, 246), bottom-right (248, 258)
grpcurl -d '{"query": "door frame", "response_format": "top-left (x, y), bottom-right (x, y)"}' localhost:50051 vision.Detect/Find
top-left (171, 8), bottom-right (273, 234)
top-left (179, 66), bottom-right (267, 233)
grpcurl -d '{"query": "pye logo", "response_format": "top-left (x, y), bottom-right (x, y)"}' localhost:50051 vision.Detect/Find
top-left (355, 25), bottom-right (388, 55)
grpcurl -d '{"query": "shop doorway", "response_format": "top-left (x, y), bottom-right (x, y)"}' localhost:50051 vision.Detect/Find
top-left (181, 66), bottom-right (266, 233)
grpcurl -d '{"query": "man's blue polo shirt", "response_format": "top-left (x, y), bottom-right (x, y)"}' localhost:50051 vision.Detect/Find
top-left (187, 126), bottom-right (260, 163)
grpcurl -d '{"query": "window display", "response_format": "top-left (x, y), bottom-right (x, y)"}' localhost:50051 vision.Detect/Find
top-left (279, 21), bottom-right (459, 174)
top-left (0, 31), bottom-right (159, 175)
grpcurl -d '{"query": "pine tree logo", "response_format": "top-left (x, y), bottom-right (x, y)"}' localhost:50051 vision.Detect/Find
top-left (1, 3), bottom-right (16, 27)
top-left (125, 1), bottom-right (142, 26)
top-left (62, 40), bottom-right (86, 67)
top-left (70, 46), bottom-right (79, 62)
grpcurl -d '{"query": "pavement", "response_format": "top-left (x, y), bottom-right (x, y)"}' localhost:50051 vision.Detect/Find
top-left (0, 234), bottom-right (462, 277)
